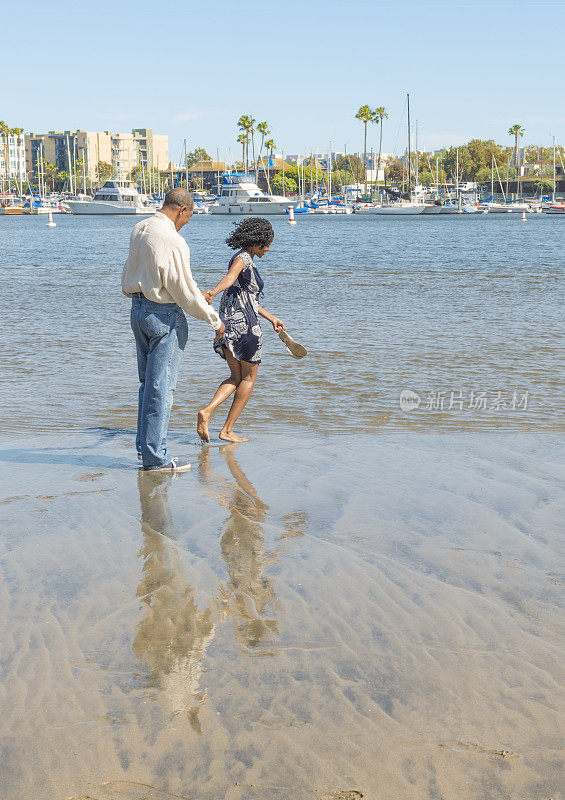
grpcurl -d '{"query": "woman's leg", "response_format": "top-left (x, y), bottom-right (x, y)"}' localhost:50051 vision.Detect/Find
top-left (219, 360), bottom-right (259, 443)
top-left (197, 349), bottom-right (242, 442)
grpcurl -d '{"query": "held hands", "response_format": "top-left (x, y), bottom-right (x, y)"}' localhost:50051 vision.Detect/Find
top-left (271, 317), bottom-right (285, 332)
top-left (204, 290), bottom-right (214, 305)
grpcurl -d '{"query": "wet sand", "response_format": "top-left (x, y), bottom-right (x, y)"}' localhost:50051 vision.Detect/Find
top-left (0, 427), bottom-right (563, 799)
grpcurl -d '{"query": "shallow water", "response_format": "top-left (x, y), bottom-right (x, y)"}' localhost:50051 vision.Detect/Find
top-left (0, 428), bottom-right (563, 800)
top-left (1, 212), bottom-right (563, 436)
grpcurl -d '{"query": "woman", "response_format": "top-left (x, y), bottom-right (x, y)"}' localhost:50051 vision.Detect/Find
top-left (197, 217), bottom-right (285, 443)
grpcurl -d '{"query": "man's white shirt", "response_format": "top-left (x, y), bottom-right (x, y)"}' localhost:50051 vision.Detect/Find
top-left (121, 211), bottom-right (221, 330)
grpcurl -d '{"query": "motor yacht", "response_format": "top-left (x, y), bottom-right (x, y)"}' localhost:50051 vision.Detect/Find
top-left (210, 174), bottom-right (291, 215)
top-left (64, 180), bottom-right (156, 215)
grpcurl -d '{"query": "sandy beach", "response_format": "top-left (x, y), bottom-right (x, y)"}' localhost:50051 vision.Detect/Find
top-left (0, 426), bottom-right (563, 799)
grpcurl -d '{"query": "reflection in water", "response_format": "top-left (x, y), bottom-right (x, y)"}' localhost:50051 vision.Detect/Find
top-left (133, 471), bottom-right (215, 732)
top-left (219, 446), bottom-right (279, 648)
top-left (134, 447), bottom-right (308, 730)
top-left (199, 445), bottom-right (279, 648)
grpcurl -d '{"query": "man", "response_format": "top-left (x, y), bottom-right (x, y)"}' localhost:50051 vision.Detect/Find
top-left (122, 188), bottom-right (225, 472)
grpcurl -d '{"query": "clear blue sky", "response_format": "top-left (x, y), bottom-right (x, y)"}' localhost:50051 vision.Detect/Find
top-left (4, 0), bottom-right (563, 161)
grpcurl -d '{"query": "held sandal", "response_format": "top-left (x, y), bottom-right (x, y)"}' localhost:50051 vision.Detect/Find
top-left (278, 330), bottom-right (308, 359)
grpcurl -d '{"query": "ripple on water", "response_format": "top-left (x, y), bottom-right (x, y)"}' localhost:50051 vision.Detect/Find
top-left (0, 214), bottom-right (563, 435)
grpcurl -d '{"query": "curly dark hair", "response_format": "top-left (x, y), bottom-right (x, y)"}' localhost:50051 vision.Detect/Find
top-left (226, 217), bottom-right (274, 250)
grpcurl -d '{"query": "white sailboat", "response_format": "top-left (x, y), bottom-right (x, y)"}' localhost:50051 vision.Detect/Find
top-left (356, 95), bottom-right (439, 216)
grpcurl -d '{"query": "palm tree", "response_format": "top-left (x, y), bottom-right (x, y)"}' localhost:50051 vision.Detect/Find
top-left (247, 116), bottom-right (256, 174)
top-left (265, 138), bottom-right (276, 158)
top-left (508, 123), bottom-right (525, 197)
top-left (237, 115), bottom-right (256, 172)
top-left (355, 105), bottom-right (376, 192)
top-left (373, 106), bottom-right (388, 195)
top-left (508, 123), bottom-right (525, 168)
top-left (264, 138), bottom-right (277, 194)
top-left (237, 116), bottom-right (248, 169)
top-left (256, 121), bottom-right (270, 181)
top-left (237, 133), bottom-right (246, 169)
top-left (44, 162), bottom-right (57, 192)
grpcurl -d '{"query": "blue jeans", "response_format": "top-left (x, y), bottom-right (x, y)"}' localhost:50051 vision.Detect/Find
top-left (131, 296), bottom-right (188, 469)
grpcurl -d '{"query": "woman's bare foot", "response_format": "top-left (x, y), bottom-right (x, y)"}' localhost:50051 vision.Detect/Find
top-left (197, 410), bottom-right (211, 443)
top-left (219, 430), bottom-right (247, 443)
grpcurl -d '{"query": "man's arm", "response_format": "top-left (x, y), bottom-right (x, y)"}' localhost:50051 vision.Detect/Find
top-left (163, 245), bottom-right (222, 330)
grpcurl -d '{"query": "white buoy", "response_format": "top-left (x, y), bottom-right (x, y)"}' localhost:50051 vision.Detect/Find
top-left (46, 211), bottom-right (56, 228)
top-left (521, 210), bottom-right (527, 221)
top-left (288, 205), bottom-right (296, 226)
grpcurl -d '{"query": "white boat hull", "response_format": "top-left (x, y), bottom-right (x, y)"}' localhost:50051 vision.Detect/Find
top-left (356, 204), bottom-right (426, 215)
top-left (484, 203), bottom-right (538, 213)
top-left (0, 206), bottom-right (24, 215)
top-left (26, 205), bottom-right (63, 215)
top-left (65, 200), bottom-right (155, 215)
top-left (210, 201), bottom-right (289, 215)
top-left (544, 206), bottom-right (565, 214)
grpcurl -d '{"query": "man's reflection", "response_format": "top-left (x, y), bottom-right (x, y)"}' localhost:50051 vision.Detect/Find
top-left (133, 470), bottom-right (215, 732)
top-left (198, 445), bottom-right (278, 648)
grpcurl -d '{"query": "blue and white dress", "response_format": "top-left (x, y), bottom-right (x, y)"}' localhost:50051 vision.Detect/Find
top-left (213, 249), bottom-right (265, 364)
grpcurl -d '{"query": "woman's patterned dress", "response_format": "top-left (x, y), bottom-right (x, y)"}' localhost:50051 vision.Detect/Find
top-left (213, 249), bottom-right (265, 364)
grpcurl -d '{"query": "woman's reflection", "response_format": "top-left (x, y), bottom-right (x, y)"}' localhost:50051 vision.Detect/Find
top-left (198, 445), bottom-right (278, 648)
top-left (133, 470), bottom-right (215, 732)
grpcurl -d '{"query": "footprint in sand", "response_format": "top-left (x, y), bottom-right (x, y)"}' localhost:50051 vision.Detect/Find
top-left (73, 472), bottom-right (106, 482)
top-left (440, 741), bottom-right (520, 759)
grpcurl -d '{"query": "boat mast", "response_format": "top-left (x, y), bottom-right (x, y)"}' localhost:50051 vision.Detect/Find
top-left (40, 141), bottom-right (44, 197)
top-left (315, 144), bottom-right (319, 195)
top-left (328, 141), bottom-right (332, 200)
top-left (344, 144), bottom-right (348, 204)
top-left (553, 135), bottom-right (556, 203)
top-left (66, 134), bottom-right (73, 195)
top-left (494, 159), bottom-right (506, 203)
top-left (407, 93), bottom-right (412, 198)
top-left (415, 120), bottom-right (418, 187)
top-left (506, 155), bottom-right (510, 199)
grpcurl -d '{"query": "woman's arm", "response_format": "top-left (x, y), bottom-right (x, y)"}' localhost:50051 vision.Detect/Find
top-left (258, 304), bottom-right (285, 332)
top-left (204, 257), bottom-right (245, 303)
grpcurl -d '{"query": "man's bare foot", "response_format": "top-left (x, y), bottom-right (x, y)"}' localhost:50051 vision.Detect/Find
top-left (197, 410), bottom-right (211, 443)
top-left (219, 430), bottom-right (247, 443)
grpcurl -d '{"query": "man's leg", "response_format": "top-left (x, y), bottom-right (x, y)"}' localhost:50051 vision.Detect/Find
top-left (157, 309), bottom-right (188, 459)
top-left (131, 298), bottom-right (148, 457)
top-left (139, 305), bottom-right (188, 469)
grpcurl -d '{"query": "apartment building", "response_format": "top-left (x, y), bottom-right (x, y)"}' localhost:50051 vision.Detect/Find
top-left (0, 131), bottom-right (26, 188)
top-left (25, 129), bottom-right (169, 186)
top-left (132, 129), bottom-right (169, 173)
